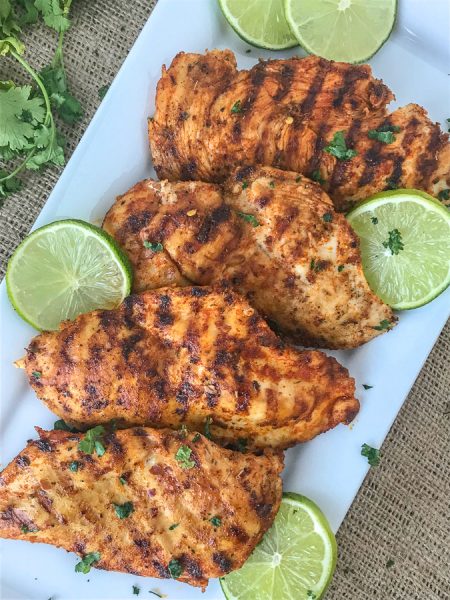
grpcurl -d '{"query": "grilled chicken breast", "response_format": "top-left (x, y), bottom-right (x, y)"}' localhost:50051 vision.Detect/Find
top-left (103, 167), bottom-right (395, 348)
top-left (22, 287), bottom-right (358, 449)
top-left (149, 50), bottom-right (450, 211)
top-left (0, 427), bottom-right (283, 588)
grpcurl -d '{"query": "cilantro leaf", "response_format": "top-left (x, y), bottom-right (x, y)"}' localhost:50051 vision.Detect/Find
top-left (322, 212), bottom-right (333, 222)
top-left (382, 228), bottom-right (404, 255)
top-left (15, 0), bottom-right (39, 26)
top-left (0, 85), bottom-right (45, 151)
top-left (372, 319), bottom-right (392, 331)
top-left (210, 515), bottom-right (222, 527)
top-left (78, 426), bottom-right (106, 456)
top-left (204, 416), bottom-right (212, 439)
top-left (237, 211), bottom-right (259, 227)
top-left (132, 585), bottom-right (140, 596)
top-left (361, 443), bottom-right (380, 467)
top-left (368, 125), bottom-right (401, 144)
top-left (175, 445), bottom-right (195, 469)
top-left (230, 100), bottom-right (242, 114)
top-left (168, 558), bottom-right (183, 579)
top-left (40, 62), bottom-right (83, 124)
top-left (35, 0), bottom-right (70, 32)
top-left (98, 84), bottom-right (109, 100)
top-left (169, 523), bottom-right (179, 530)
top-left (0, 171), bottom-right (22, 201)
top-left (143, 241), bottom-right (163, 252)
top-left (54, 419), bottom-right (78, 432)
top-left (310, 170), bottom-right (325, 185)
top-left (69, 460), bottom-right (79, 472)
top-left (75, 552), bottom-right (101, 574)
top-left (363, 384), bottom-right (373, 390)
top-left (324, 131), bottom-right (357, 161)
top-left (114, 501), bottom-right (134, 519)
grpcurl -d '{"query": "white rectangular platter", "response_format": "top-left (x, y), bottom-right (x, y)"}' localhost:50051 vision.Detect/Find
top-left (1, 0), bottom-right (449, 598)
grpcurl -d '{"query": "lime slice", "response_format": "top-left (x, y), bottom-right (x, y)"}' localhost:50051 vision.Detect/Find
top-left (284, 0), bottom-right (397, 63)
top-left (220, 493), bottom-right (337, 600)
top-left (6, 219), bottom-right (132, 330)
top-left (218, 0), bottom-right (297, 50)
top-left (347, 190), bottom-right (450, 310)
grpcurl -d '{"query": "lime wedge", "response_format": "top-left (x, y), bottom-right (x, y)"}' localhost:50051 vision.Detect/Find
top-left (347, 190), bottom-right (450, 310)
top-left (6, 219), bottom-right (132, 330)
top-left (219, 0), bottom-right (297, 50)
top-left (284, 0), bottom-right (397, 63)
top-left (220, 493), bottom-right (337, 600)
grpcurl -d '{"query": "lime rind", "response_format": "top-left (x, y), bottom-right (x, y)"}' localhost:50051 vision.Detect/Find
top-left (219, 0), bottom-right (298, 50)
top-left (347, 190), bottom-right (450, 310)
top-left (220, 492), bottom-right (337, 600)
top-left (6, 219), bottom-right (132, 331)
top-left (284, 0), bottom-right (397, 63)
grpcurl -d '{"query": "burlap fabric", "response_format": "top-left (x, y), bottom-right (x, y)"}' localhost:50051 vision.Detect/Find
top-left (0, 1), bottom-right (449, 598)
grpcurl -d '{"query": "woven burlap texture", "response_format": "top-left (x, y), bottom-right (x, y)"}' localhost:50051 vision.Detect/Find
top-left (0, 1), bottom-right (449, 598)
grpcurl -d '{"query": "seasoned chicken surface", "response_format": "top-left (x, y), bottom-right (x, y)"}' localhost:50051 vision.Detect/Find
top-left (23, 287), bottom-right (358, 449)
top-left (0, 427), bottom-right (283, 588)
top-left (103, 167), bottom-right (395, 348)
top-left (149, 50), bottom-right (450, 211)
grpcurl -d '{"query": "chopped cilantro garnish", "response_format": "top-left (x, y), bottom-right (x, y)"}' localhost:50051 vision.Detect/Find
top-left (192, 433), bottom-right (201, 442)
top-left (242, 181), bottom-right (249, 189)
top-left (143, 241), bottom-right (163, 252)
top-left (175, 445), bottom-right (195, 469)
top-left (169, 523), bottom-right (179, 530)
top-left (269, 181), bottom-right (275, 188)
top-left (69, 460), bottom-right (79, 472)
top-left (204, 416), bottom-right (212, 439)
top-left (98, 84), bottom-right (109, 100)
top-left (310, 259), bottom-right (325, 272)
top-left (372, 319), bottom-right (392, 331)
top-left (119, 475), bottom-right (127, 485)
top-left (230, 100), bottom-right (242, 114)
top-left (78, 425), bottom-right (106, 456)
top-left (54, 419), bottom-right (77, 432)
top-left (438, 189), bottom-right (449, 201)
top-left (382, 228), bottom-right (404, 255)
top-left (20, 524), bottom-right (37, 533)
top-left (337, 265), bottom-right (345, 272)
top-left (210, 515), bottom-right (222, 527)
top-left (75, 552), bottom-right (101, 574)
top-left (371, 216), bottom-right (378, 225)
top-left (32, 370), bottom-right (42, 379)
top-left (386, 559), bottom-right (395, 569)
top-left (114, 501), bottom-right (134, 519)
top-left (363, 384), bottom-right (373, 390)
top-left (132, 585), bottom-right (140, 595)
top-left (295, 175), bottom-right (302, 183)
top-left (322, 212), bottom-right (333, 222)
top-left (310, 170), bottom-right (325, 185)
top-left (237, 211), bottom-right (259, 227)
top-left (361, 443), bottom-right (380, 467)
top-left (324, 131), bottom-right (357, 161)
top-left (368, 125), bottom-right (400, 144)
top-left (307, 592), bottom-right (317, 599)
top-left (168, 558), bottom-right (183, 579)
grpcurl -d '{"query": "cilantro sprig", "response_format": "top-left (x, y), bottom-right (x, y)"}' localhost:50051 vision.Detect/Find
top-left (324, 131), bottom-right (357, 161)
top-left (0, 0), bottom-right (83, 203)
top-left (78, 425), bottom-right (106, 456)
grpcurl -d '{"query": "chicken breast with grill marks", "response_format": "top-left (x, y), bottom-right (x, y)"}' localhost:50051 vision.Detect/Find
top-left (148, 50), bottom-right (449, 210)
top-left (103, 167), bottom-right (395, 349)
top-left (0, 427), bottom-right (283, 588)
top-left (22, 287), bottom-right (358, 449)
